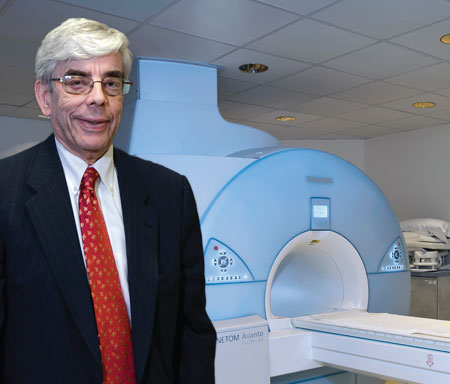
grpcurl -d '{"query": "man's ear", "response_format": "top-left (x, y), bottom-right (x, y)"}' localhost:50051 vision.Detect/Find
top-left (34, 80), bottom-right (52, 116)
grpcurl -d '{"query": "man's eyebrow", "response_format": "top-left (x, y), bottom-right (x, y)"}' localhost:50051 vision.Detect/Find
top-left (105, 71), bottom-right (125, 78)
top-left (62, 70), bottom-right (125, 78)
top-left (64, 69), bottom-right (88, 77)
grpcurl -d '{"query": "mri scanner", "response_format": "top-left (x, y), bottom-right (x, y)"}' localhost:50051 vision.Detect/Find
top-left (116, 58), bottom-right (450, 383)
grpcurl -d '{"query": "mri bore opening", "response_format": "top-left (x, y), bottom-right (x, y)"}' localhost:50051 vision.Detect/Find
top-left (267, 232), bottom-right (368, 320)
top-left (270, 247), bottom-right (344, 318)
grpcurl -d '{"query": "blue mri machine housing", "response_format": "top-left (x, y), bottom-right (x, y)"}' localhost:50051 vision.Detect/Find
top-left (116, 58), bottom-right (417, 384)
top-left (201, 147), bottom-right (409, 323)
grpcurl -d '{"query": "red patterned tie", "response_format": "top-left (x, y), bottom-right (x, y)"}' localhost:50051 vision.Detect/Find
top-left (79, 167), bottom-right (136, 384)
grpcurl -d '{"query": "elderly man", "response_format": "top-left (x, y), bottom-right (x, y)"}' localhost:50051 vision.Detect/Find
top-left (0, 18), bottom-right (216, 383)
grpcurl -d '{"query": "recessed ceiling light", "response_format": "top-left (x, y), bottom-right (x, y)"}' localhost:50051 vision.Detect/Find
top-left (412, 101), bottom-right (436, 109)
top-left (275, 116), bottom-right (296, 122)
top-left (238, 63), bottom-right (269, 74)
top-left (440, 34), bottom-right (450, 44)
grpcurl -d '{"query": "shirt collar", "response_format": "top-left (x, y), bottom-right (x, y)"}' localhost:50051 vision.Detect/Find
top-left (55, 138), bottom-right (115, 196)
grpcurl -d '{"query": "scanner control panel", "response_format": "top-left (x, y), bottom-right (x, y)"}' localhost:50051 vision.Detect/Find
top-left (204, 238), bottom-right (254, 284)
top-left (378, 237), bottom-right (408, 272)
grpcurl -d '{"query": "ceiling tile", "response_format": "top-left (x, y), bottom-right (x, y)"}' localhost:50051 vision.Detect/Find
top-left (0, 66), bottom-right (36, 92)
top-left (239, 121), bottom-right (314, 140)
top-left (314, 132), bottom-right (364, 139)
top-left (339, 125), bottom-right (402, 138)
top-left (337, 106), bottom-right (412, 124)
top-left (386, 62), bottom-right (450, 91)
top-left (242, 120), bottom-right (290, 130)
top-left (313, 0), bottom-right (450, 39)
top-left (283, 125), bottom-right (336, 139)
top-left (129, 25), bottom-right (235, 62)
top-left (287, 97), bottom-right (368, 116)
top-left (211, 49), bottom-right (310, 84)
top-left (225, 85), bottom-right (316, 109)
top-left (253, 0), bottom-right (338, 15)
top-left (296, 117), bottom-right (365, 132)
top-left (248, 19), bottom-right (375, 63)
top-left (379, 93), bottom-right (450, 114)
top-left (248, 109), bottom-right (322, 125)
top-left (2, 0), bottom-right (450, 142)
top-left (58, 0), bottom-right (176, 22)
top-left (423, 108), bottom-right (450, 121)
top-left (0, 0), bottom-right (139, 40)
top-left (0, 34), bottom-right (39, 70)
top-left (0, 104), bottom-right (18, 115)
top-left (9, 107), bottom-right (43, 120)
top-left (270, 66), bottom-right (371, 96)
top-left (433, 87), bottom-right (450, 98)
top-left (378, 115), bottom-right (446, 130)
top-left (233, 121), bottom-right (303, 140)
top-left (22, 99), bottom-right (41, 110)
top-left (150, 0), bottom-right (298, 45)
top-left (325, 43), bottom-right (439, 80)
top-left (391, 18), bottom-right (450, 60)
top-left (0, 89), bottom-right (35, 106)
top-left (332, 81), bottom-right (424, 105)
top-left (218, 100), bottom-right (274, 120)
top-left (218, 77), bottom-right (258, 98)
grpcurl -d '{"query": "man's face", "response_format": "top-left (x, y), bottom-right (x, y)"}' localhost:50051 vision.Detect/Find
top-left (35, 53), bottom-right (125, 164)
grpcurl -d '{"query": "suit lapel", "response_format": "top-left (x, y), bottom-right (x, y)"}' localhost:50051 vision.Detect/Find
top-left (115, 149), bottom-right (159, 383)
top-left (25, 136), bottom-right (101, 367)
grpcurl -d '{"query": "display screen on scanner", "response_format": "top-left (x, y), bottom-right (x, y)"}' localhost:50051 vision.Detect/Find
top-left (313, 205), bottom-right (328, 218)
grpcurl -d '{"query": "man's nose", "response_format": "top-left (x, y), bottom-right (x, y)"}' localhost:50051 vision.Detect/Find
top-left (86, 80), bottom-right (107, 105)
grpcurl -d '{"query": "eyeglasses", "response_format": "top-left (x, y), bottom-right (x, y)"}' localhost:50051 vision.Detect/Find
top-left (50, 75), bottom-right (133, 96)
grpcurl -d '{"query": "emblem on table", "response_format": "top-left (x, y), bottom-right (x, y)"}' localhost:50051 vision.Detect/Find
top-left (426, 354), bottom-right (434, 367)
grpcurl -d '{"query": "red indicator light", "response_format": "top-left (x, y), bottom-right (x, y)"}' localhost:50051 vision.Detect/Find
top-left (214, 246), bottom-right (218, 251)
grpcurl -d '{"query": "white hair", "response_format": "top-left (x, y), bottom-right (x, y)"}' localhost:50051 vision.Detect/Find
top-left (35, 18), bottom-right (133, 84)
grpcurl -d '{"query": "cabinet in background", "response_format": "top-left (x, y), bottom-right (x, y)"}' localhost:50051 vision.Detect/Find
top-left (410, 271), bottom-right (450, 320)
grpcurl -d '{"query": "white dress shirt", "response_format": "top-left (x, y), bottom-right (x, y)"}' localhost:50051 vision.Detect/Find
top-left (55, 138), bottom-right (131, 321)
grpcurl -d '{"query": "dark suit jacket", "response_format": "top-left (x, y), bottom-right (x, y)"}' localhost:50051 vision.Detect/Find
top-left (0, 135), bottom-right (216, 383)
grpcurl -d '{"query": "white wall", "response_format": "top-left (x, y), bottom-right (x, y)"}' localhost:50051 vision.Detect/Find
top-left (282, 139), bottom-right (365, 171)
top-left (0, 116), bottom-right (52, 159)
top-left (365, 123), bottom-right (450, 222)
